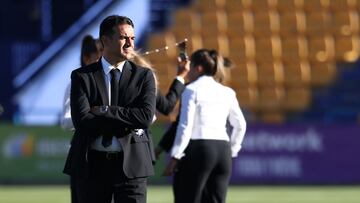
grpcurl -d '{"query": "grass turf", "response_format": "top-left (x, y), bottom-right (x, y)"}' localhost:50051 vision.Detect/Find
top-left (0, 185), bottom-right (359, 203)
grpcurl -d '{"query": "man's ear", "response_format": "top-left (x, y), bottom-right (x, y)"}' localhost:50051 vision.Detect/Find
top-left (100, 35), bottom-right (107, 47)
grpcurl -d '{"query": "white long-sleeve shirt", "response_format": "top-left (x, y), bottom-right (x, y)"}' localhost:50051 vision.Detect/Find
top-left (170, 76), bottom-right (247, 159)
top-left (61, 83), bottom-right (74, 131)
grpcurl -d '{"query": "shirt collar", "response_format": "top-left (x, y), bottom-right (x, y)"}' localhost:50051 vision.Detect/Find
top-left (101, 57), bottom-right (126, 75)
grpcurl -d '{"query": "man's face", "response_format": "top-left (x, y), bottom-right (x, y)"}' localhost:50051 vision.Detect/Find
top-left (104, 23), bottom-right (135, 61)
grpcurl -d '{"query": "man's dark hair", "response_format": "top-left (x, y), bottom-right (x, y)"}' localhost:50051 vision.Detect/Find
top-left (99, 15), bottom-right (134, 38)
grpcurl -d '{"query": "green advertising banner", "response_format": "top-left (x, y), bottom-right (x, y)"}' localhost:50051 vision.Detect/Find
top-left (0, 123), bottom-right (170, 184)
top-left (0, 124), bottom-right (71, 184)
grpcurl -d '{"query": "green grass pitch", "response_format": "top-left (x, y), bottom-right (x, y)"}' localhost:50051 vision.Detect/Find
top-left (0, 185), bottom-right (359, 203)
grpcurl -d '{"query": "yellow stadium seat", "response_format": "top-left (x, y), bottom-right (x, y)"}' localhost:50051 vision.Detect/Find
top-left (252, 11), bottom-right (280, 36)
top-left (257, 86), bottom-right (285, 111)
top-left (334, 35), bottom-right (360, 62)
top-left (193, 0), bottom-right (225, 12)
top-left (309, 61), bottom-right (337, 87)
top-left (283, 60), bottom-right (311, 87)
top-left (230, 60), bottom-right (257, 88)
top-left (284, 87), bottom-right (311, 111)
top-left (303, 0), bottom-right (329, 12)
top-left (306, 35), bottom-right (335, 62)
top-left (224, 0), bottom-right (250, 12)
top-left (147, 32), bottom-right (176, 55)
top-left (249, 0), bottom-right (277, 12)
top-left (226, 11), bottom-right (253, 37)
top-left (202, 34), bottom-right (229, 57)
top-left (228, 35), bottom-right (255, 63)
top-left (329, 11), bottom-right (359, 36)
top-left (235, 87), bottom-right (259, 111)
top-left (281, 36), bottom-right (308, 61)
top-left (170, 8), bottom-right (201, 37)
top-left (276, 0), bottom-right (303, 12)
top-left (199, 10), bottom-right (227, 37)
top-left (254, 36), bottom-right (281, 61)
top-left (304, 11), bottom-right (330, 35)
top-left (328, 0), bottom-right (357, 11)
top-left (256, 61), bottom-right (284, 87)
top-left (278, 11), bottom-right (306, 36)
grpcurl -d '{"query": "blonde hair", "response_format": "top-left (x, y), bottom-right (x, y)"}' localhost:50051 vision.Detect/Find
top-left (130, 51), bottom-right (158, 92)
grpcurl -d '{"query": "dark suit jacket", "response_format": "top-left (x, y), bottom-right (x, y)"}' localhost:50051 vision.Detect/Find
top-left (156, 79), bottom-right (185, 116)
top-left (63, 60), bottom-right (156, 179)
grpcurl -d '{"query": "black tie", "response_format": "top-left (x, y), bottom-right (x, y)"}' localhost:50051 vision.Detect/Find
top-left (102, 68), bottom-right (120, 147)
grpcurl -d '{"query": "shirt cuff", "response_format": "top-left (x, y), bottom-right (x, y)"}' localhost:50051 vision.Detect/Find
top-left (175, 76), bottom-right (185, 84)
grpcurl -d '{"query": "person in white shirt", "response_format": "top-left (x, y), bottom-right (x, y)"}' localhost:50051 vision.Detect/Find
top-left (164, 49), bottom-right (247, 203)
top-left (60, 34), bottom-right (103, 203)
top-left (61, 35), bottom-right (103, 132)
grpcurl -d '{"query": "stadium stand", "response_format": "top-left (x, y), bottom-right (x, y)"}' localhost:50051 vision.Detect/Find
top-left (144, 0), bottom-right (360, 124)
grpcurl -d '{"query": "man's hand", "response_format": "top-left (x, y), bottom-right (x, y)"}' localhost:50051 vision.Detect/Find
top-left (91, 106), bottom-right (108, 116)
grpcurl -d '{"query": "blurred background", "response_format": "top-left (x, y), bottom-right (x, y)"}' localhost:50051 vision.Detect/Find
top-left (0, 0), bottom-right (360, 202)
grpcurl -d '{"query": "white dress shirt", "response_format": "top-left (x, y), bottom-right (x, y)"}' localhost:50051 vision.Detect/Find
top-left (170, 76), bottom-right (247, 159)
top-left (60, 83), bottom-right (74, 131)
top-left (90, 58), bottom-right (125, 152)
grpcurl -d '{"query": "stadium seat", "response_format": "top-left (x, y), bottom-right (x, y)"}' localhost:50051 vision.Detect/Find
top-left (224, 0), bottom-right (250, 12)
top-left (249, 0), bottom-right (277, 12)
top-left (254, 36), bottom-right (281, 62)
top-left (329, 11), bottom-right (359, 36)
top-left (283, 60), bottom-right (311, 87)
top-left (283, 87), bottom-right (311, 111)
top-left (304, 11), bottom-right (330, 35)
top-left (235, 87), bottom-right (259, 111)
top-left (252, 11), bottom-right (280, 36)
top-left (202, 34), bottom-right (229, 57)
top-left (199, 10), bottom-right (227, 37)
top-left (228, 35), bottom-right (255, 63)
top-left (309, 61), bottom-right (337, 87)
top-left (226, 11), bottom-right (253, 37)
top-left (328, 0), bottom-right (357, 11)
top-left (334, 35), bottom-right (360, 62)
top-left (276, 0), bottom-right (303, 12)
top-left (172, 32), bottom-right (203, 53)
top-left (170, 8), bottom-right (201, 37)
top-left (147, 32), bottom-right (176, 58)
top-left (281, 36), bottom-right (308, 61)
top-left (193, 0), bottom-right (225, 12)
top-left (303, 0), bottom-right (329, 12)
top-left (257, 86), bottom-right (285, 111)
top-left (151, 61), bottom-right (175, 81)
top-left (256, 61), bottom-right (284, 87)
top-left (278, 11), bottom-right (306, 36)
top-left (230, 60), bottom-right (257, 88)
top-left (306, 35), bottom-right (335, 62)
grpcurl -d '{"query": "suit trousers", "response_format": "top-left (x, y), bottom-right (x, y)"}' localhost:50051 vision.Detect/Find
top-left (174, 140), bottom-right (232, 203)
top-left (75, 150), bottom-right (147, 203)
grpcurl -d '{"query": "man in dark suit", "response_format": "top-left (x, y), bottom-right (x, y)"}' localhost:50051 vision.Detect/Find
top-left (63, 15), bottom-right (156, 203)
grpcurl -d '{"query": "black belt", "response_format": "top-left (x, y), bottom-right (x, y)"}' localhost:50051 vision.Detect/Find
top-left (89, 149), bottom-right (123, 161)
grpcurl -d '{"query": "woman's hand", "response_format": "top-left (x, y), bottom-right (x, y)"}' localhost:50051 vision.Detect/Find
top-left (163, 157), bottom-right (179, 176)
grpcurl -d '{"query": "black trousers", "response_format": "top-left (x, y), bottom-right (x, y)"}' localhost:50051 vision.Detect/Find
top-left (70, 176), bottom-right (79, 203)
top-left (174, 140), bottom-right (232, 203)
top-left (74, 150), bottom-right (147, 203)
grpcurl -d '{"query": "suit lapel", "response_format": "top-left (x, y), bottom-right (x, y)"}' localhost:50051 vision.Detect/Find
top-left (118, 61), bottom-right (132, 104)
top-left (93, 61), bottom-right (109, 105)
